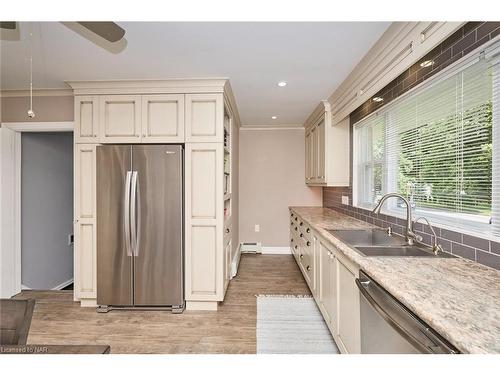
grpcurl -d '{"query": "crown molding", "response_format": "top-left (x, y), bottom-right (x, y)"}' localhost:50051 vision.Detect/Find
top-left (66, 78), bottom-right (229, 95)
top-left (223, 80), bottom-right (242, 128)
top-left (304, 99), bottom-right (330, 129)
top-left (240, 125), bottom-right (304, 131)
top-left (327, 22), bottom-right (464, 123)
top-left (0, 89), bottom-right (73, 98)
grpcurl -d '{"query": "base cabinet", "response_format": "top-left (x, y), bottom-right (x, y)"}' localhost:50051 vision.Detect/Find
top-left (290, 209), bottom-right (361, 354)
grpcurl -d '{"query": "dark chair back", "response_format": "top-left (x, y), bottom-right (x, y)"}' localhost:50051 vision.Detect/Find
top-left (0, 299), bottom-right (35, 345)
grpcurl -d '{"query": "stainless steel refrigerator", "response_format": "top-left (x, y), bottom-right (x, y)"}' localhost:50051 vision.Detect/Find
top-left (96, 145), bottom-right (184, 313)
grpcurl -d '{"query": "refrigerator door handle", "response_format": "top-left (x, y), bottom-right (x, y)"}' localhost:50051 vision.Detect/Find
top-left (131, 171), bottom-right (141, 257)
top-left (124, 171), bottom-right (132, 257)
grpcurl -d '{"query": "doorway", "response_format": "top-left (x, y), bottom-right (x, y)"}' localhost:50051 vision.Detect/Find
top-left (0, 121), bottom-right (74, 298)
top-left (21, 132), bottom-right (74, 290)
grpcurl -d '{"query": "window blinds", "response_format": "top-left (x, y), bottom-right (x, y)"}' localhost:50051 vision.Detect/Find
top-left (354, 44), bottom-right (499, 235)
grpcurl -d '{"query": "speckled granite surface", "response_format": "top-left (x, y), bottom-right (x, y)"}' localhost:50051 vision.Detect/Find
top-left (290, 206), bottom-right (500, 354)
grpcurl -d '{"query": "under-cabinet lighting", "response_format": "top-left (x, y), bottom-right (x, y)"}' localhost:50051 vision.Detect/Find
top-left (277, 81), bottom-right (287, 87)
top-left (271, 116), bottom-right (278, 120)
top-left (420, 60), bottom-right (434, 68)
top-left (372, 97), bottom-right (384, 102)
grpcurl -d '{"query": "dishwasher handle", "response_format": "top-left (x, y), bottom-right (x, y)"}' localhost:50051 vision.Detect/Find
top-left (356, 271), bottom-right (459, 354)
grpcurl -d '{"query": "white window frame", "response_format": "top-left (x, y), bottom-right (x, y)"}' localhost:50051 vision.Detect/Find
top-left (353, 38), bottom-right (500, 240)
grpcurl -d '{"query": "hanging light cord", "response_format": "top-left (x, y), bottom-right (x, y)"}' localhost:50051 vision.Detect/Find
top-left (30, 56), bottom-right (33, 112)
top-left (27, 29), bottom-right (35, 118)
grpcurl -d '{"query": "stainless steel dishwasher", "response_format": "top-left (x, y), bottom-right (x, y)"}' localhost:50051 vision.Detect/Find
top-left (357, 271), bottom-right (460, 354)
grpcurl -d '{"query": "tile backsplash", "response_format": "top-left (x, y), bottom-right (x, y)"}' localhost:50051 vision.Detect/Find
top-left (323, 187), bottom-right (500, 270)
top-left (322, 22), bottom-right (500, 271)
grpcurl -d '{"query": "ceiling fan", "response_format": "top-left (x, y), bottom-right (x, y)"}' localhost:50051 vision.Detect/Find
top-left (0, 21), bottom-right (126, 42)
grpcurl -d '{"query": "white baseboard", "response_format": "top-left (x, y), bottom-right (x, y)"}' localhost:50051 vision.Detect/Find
top-left (21, 284), bottom-right (31, 290)
top-left (52, 278), bottom-right (74, 291)
top-left (261, 246), bottom-right (292, 255)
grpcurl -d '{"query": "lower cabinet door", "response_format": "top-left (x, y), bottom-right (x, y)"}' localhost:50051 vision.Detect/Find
top-left (74, 219), bottom-right (97, 300)
top-left (337, 258), bottom-right (361, 354)
top-left (319, 242), bottom-right (334, 324)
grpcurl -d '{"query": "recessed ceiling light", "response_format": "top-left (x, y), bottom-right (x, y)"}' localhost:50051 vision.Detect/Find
top-left (277, 81), bottom-right (287, 87)
top-left (420, 60), bottom-right (434, 68)
top-left (271, 116), bottom-right (278, 120)
top-left (372, 97), bottom-right (384, 102)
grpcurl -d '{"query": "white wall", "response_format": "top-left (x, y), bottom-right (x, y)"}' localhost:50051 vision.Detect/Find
top-left (239, 127), bottom-right (322, 247)
top-left (21, 132), bottom-right (74, 289)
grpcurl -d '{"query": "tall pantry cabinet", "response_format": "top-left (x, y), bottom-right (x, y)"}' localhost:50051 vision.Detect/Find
top-left (70, 80), bottom-right (240, 310)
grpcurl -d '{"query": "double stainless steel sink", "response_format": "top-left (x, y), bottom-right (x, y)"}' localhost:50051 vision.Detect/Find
top-left (328, 229), bottom-right (455, 258)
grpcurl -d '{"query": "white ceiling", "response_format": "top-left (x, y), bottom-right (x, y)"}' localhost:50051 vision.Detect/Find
top-left (0, 22), bottom-right (390, 125)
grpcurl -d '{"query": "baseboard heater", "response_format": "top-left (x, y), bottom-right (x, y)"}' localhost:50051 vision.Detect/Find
top-left (240, 242), bottom-right (262, 254)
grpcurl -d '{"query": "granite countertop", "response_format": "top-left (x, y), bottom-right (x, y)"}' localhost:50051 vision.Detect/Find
top-left (290, 206), bottom-right (500, 354)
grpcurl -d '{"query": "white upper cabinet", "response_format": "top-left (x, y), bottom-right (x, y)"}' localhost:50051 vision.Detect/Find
top-left (185, 93), bottom-right (224, 143)
top-left (304, 100), bottom-right (349, 186)
top-left (75, 96), bottom-right (99, 143)
top-left (141, 94), bottom-right (185, 143)
top-left (99, 95), bottom-right (142, 143)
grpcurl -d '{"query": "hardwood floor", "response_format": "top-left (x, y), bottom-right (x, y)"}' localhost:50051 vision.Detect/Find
top-left (13, 254), bottom-right (310, 353)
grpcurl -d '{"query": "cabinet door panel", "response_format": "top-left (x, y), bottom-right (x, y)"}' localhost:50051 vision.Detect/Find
top-left (319, 242), bottom-right (332, 322)
top-left (305, 131), bottom-right (314, 183)
top-left (99, 95), bottom-right (141, 143)
top-left (186, 94), bottom-right (223, 142)
top-left (312, 127), bottom-right (319, 181)
top-left (75, 221), bottom-right (96, 299)
top-left (75, 96), bottom-right (99, 143)
top-left (317, 120), bottom-right (326, 182)
top-left (337, 258), bottom-right (361, 354)
top-left (75, 145), bottom-right (96, 219)
top-left (142, 94), bottom-right (185, 142)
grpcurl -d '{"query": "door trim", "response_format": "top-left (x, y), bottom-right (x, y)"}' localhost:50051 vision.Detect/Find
top-left (0, 121), bottom-right (74, 298)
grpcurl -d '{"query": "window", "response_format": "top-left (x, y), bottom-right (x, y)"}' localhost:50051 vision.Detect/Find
top-left (353, 42), bottom-right (500, 237)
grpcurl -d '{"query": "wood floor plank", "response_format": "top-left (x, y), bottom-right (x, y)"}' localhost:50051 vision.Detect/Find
top-left (12, 254), bottom-right (310, 354)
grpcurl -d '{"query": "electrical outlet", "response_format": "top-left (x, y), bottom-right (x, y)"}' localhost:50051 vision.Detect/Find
top-left (342, 196), bottom-right (349, 205)
top-left (68, 234), bottom-right (74, 246)
top-left (254, 224), bottom-right (260, 233)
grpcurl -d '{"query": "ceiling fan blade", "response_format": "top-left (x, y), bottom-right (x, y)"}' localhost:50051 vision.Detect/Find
top-left (0, 22), bottom-right (17, 30)
top-left (77, 22), bottom-right (125, 42)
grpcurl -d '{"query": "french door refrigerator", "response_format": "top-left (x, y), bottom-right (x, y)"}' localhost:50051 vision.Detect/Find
top-left (96, 145), bottom-right (184, 313)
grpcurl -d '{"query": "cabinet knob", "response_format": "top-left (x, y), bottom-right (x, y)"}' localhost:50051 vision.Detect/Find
top-left (295, 217), bottom-right (298, 221)
top-left (295, 227), bottom-right (298, 231)
top-left (300, 254), bottom-right (303, 259)
top-left (291, 238), bottom-right (294, 242)
top-left (306, 266), bottom-right (310, 271)
top-left (295, 245), bottom-right (298, 249)
top-left (300, 233), bottom-right (304, 237)
top-left (306, 241), bottom-right (311, 246)
top-left (306, 228), bottom-right (310, 233)
top-left (225, 228), bottom-right (230, 233)
top-left (299, 222), bottom-right (303, 226)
